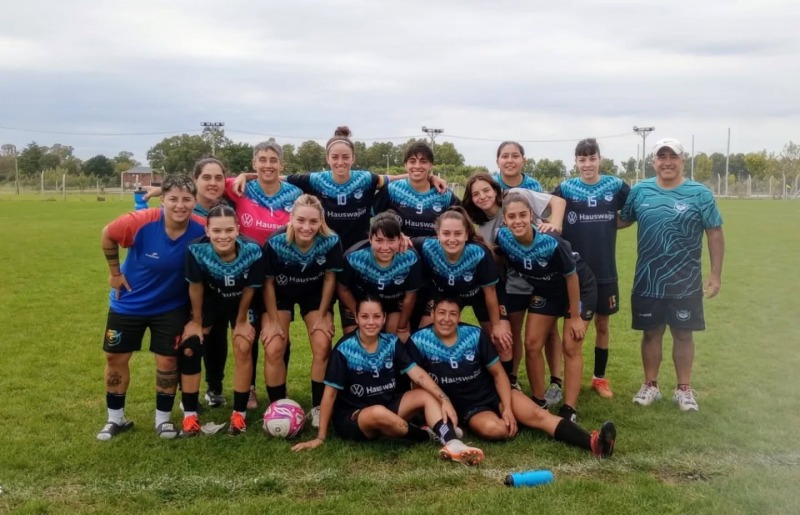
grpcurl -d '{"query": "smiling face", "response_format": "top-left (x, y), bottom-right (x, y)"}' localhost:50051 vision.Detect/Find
top-left (437, 217), bottom-right (468, 258)
top-left (405, 153), bottom-right (432, 183)
top-left (326, 142), bottom-right (354, 178)
top-left (356, 300), bottom-right (385, 339)
top-left (370, 229), bottom-right (400, 265)
top-left (290, 205), bottom-right (322, 247)
top-left (194, 162), bottom-right (225, 204)
top-left (161, 186), bottom-right (195, 224)
top-left (206, 215), bottom-right (239, 255)
top-left (252, 149), bottom-right (283, 185)
top-left (575, 152), bottom-right (601, 183)
top-left (502, 200), bottom-right (534, 240)
top-left (497, 143), bottom-right (525, 179)
top-left (654, 147), bottom-right (685, 185)
top-left (469, 179), bottom-right (498, 214)
top-left (432, 299), bottom-right (461, 340)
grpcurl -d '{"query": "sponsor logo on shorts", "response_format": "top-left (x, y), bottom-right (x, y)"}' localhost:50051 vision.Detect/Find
top-left (567, 212), bottom-right (578, 225)
top-left (105, 329), bottom-right (122, 346)
top-left (532, 296), bottom-right (546, 309)
top-left (276, 275), bottom-right (289, 286)
top-left (584, 310), bottom-right (594, 318)
top-left (350, 384), bottom-right (365, 397)
top-left (676, 309), bottom-right (691, 321)
top-left (609, 295), bottom-right (617, 310)
top-left (637, 312), bottom-right (653, 318)
top-left (241, 213), bottom-right (254, 227)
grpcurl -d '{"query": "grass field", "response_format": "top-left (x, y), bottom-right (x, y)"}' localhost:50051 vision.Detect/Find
top-left (1, 195), bottom-right (799, 514)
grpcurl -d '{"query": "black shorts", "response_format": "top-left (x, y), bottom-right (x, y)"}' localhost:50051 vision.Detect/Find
top-left (527, 278), bottom-right (598, 321)
top-left (332, 396), bottom-right (404, 442)
top-left (595, 281), bottom-right (620, 316)
top-left (631, 294), bottom-right (705, 331)
top-left (278, 296), bottom-right (332, 322)
top-left (460, 401), bottom-right (502, 425)
top-left (506, 293), bottom-right (532, 315)
top-left (103, 306), bottom-right (189, 356)
top-left (339, 295), bottom-right (406, 328)
top-left (424, 293), bottom-right (491, 323)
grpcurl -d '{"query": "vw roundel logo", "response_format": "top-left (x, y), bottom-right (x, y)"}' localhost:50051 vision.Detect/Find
top-left (567, 212), bottom-right (578, 224)
top-left (241, 213), bottom-right (254, 227)
top-left (276, 275), bottom-right (289, 286)
top-left (429, 373), bottom-right (439, 384)
top-left (350, 384), bottom-right (365, 397)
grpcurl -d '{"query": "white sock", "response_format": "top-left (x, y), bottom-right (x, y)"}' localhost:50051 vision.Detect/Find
top-left (155, 409), bottom-right (171, 427)
top-left (183, 411), bottom-right (197, 419)
top-left (107, 408), bottom-right (125, 425)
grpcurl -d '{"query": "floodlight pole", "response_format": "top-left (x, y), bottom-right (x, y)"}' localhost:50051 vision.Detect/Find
top-left (633, 126), bottom-right (655, 181)
top-left (421, 126), bottom-right (444, 157)
top-left (201, 121), bottom-right (225, 155)
top-left (11, 144), bottom-right (20, 195)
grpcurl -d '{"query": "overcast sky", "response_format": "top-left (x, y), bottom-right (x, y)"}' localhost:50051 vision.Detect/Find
top-left (1, 0), bottom-right (798, 171)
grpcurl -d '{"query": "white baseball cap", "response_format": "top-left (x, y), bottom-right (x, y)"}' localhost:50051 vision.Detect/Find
top-left (652, 138), bottom-right (684, 157)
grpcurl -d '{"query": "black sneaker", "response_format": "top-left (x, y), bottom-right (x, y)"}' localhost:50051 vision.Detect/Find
top-left (205, 390), bottom-right (226, 408)
top-left (509, 374), bottom-right (523, 392)
top-left (96, 420), bottom-right (134, 441)
top-left (558, 405), bottom-right (578, 423)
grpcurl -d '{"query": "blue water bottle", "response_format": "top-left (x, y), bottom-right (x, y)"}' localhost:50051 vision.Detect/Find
top-left (504, 469), bottom-right (554, 487)
top-left (133, 186), bottom-right (148, 210)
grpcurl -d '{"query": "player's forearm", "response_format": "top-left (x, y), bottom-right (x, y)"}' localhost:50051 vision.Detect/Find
top-left (263, 280), bottom-right (279, 320)
top-left (398, 291), bottom-right (417, 329)
top-left (483, 285), bottom-right (503, 325)
top-left (489, 364), bottom-right (513, 409)
top-left (315, 387), bottom-right (337, 440)
top-left (545, 196), bottom-right (566, 225)
top-left (236, 287), bottom-right (255, 326)
top-left (408, 366), bottom-right (450, 403)
top-left (707, 227), bottom-right (725, 279)
top-left (318, 272), bottom-right (337, 313)
top-left (336, 284), bottom-right (358, 317)
top-left (565, 274), bottom-right (581, 318)
top-left (101, 227), bottom-right (121, 275)
top-left (188, 282), bottom-right (204, 325)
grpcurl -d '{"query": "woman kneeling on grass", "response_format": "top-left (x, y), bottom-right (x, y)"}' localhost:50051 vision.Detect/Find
top-left (407, 297), bottom-right (615, 457)
top-left (97, 175), bottom-right (206, 441)
top-left (291, 297), bottom-right (485, 465)
top-left (183, 204), bottom-right (265, 437)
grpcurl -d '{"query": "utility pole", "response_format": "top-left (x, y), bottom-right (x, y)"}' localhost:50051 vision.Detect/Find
top-left (201, 121), bottom-right (225, 155)
top-left (421, 126), bottom-right (444, 157)
top-left (633, 126), bottom-right (655, 181)
top-left (10, 144), bottom-right (20, 195)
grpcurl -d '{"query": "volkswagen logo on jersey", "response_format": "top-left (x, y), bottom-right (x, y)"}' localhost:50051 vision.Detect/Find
top-left (432, 202), bottom-right (443, 212)
top-left (532, 296), bottom-right (546, 308)
top-left (354, 189), bottom-right (363, 200)
top-left (604, 191), bottom-right (614, 203)
top-left (276, 275), bottom-right (289, 286)
top-left (350, 384), bottom-right (365, 397)
top-left (567, 211), bottom-right (578, 224)
top-left (674, 201), bottom-right (688, 214)
top-left (463, 273), bottom-right (473, 282)
top-left (241, 213), bottom-right (254, 227)
top-left (429, 373), bottom-right (439, 384)
top-left (676, 309), bottom-right (691, 321)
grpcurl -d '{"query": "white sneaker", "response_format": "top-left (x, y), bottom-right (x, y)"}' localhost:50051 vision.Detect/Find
top-left (308, 406), bottom-right (321, 429)
top-left (439, 439), bottom-right (484, 465)
top-left (632, 383), bottom-right (662, 406)
top-left (544, 383), bottom-right (563, 407)
top-left (673, 387), bottom-right (699, 412)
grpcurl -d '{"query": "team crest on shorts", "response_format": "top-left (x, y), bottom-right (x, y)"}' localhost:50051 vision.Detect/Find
top-left (105, 329), bottom-right (122, 346)
top-left (532, 296), bottom-right (546, 308)
top-left (676, 309), bottom-right (691, 321)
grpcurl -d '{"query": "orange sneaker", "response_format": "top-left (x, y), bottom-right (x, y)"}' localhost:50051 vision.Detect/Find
top-left (181, 414), bottom-right (201, 438)
top-left (228, 412), bottom-right (247, 436)
top-left (590, 421), bottom-right (616, 458)
top-left (592, 377), bottom-right (614, 399)
top-left (439, 439), bottom-right (484, 465)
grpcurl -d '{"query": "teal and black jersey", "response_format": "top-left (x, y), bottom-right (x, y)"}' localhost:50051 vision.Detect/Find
top-left (491, 171), bottom-right (542, 193)
top-left (185, 235), bottom-right (265, 316)
top-left (373, 179), bottom-right (460, 238)
top-left (553, 175), bottom-right (630, 283)
top-left (263, 228), bottom-right (344, 301)
top-left (325, 331), bottom-right (416, 414)
top-left (287, 170), bottom-right (383, 250)
top-left (495, 226), bottom-right (584, 294)
top-left (620, 178), bottom-right (722, 299)
top-left (406, 323), bottom-right (499, 413)
top-left (413, 238), bottom-right (499, 302)
top-left (340, 242), bottom-right (422, 304)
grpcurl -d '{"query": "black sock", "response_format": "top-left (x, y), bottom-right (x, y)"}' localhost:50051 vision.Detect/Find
top-left (311, 381), bottom-right (325, 407)
top-left (233, 390), bottom-right (249, 413)
top-left (558, 404), bottom-right (577, 420)
top-left (405, 423), bottom-right (430, 443)
top-left (509, 373), bottom-right (518, 384)
top-left (553, 419), bottom-right (591, 450)
top-left (266, 384), bottom-right (287, 403)
top-left (156, 393), bottom-right (175, 412)
top-left (106, 392), bottom-right (126, 410)
top-left (531, 396), bottom-right (547, 409)
top-left (501, 359), bottom-right (513, 377)
top-left (594, 347), bottom-right (609, 378)
top-left (550, 376), bottom-right (563, 388)
top-left (182, 392), bottom-right (199, 412)
top-left (432, 419), bottom-right (457, 443)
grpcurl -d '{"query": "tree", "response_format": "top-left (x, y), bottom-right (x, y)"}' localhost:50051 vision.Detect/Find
top-left (744, 151), bottom-right (770, 180)
top-left (17, 142), bottom-right (45, 176)
top-left (295, 140), bottom-right (326, 172)
top-left (201, 127), bottom-right (232, 155)
top-left (692, 153), bottom-right (713, 183)
top-left (522, 158), bottom-right (536, 174)
top-left (282, 144), bottom-right (301, 174)
top-left (533, 159), bottom-right (566, 180)
top-left (218, 142), bottom-right (253, 175)
top-left (432, 141), bottom-right (464, 166)
top-left (113, 151), bottom-right (140, 173)
top-left (83, 155), bottom-right (116, 183)
top-left (600, 158), bottom-right (617, 175)
top-left (709, 152), bottom-right (727, 179)
top-left (147, 135), bottom-right (212, 175)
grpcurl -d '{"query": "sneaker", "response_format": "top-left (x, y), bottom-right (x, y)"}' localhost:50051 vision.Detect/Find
top-left (247, 388), bottom-right (258, 410)
top-left (228, 412), bottom-right (247, 436)
top-left (205, 390), bottom-right (226, 408)
top-left (592, 377), bottom-right (614, 399)
top-left (423, 425), bottom-right (464, 443)
top-left (156, 421), bottom-right (179, 439)
top-left (509, 376), bottom-right (523, 392)
top-left (439, 439), bottom-right (484, 465)
top-left (96, 420), bottom-right (134, 441)
top-left (308, 406), bottom-right (321, 429)
top-left (633, 383), bottom-right (662, 406)
top-left (590, 421), bottom-right (616, 458)
top-left (181, 415), bottom-right (201, 438)
top-left (544, 383), bottom-right (563, 407)
top-left (673, 387), bottom-right (699, 412)
top-left (557, 405), bottom-right (577, 423)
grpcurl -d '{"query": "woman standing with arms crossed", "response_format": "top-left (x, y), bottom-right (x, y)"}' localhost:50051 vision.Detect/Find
top-left (97, 175), bottom-right (206, 441)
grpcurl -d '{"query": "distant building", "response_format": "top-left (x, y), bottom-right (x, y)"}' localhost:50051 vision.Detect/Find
top-left (121, 166), bottom-right (162, 190)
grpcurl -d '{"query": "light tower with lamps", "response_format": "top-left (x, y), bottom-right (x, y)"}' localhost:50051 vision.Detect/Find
top-left (633, 125), bottom-right (655, 182)
top-left (421, 126), bottom-right (444, 156)
top-left (201, 121), bottom-right (225, 155)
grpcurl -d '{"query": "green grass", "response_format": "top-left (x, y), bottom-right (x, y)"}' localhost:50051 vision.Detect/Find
top-left (1, 196), bottom-right (799, 514)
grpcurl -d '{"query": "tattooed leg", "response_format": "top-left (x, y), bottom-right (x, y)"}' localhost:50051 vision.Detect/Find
top-left (104, 352), bottom-right (132, 394)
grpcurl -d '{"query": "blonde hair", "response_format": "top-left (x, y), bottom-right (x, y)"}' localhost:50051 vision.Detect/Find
top-left (286, 194), bottom-right (334, 244)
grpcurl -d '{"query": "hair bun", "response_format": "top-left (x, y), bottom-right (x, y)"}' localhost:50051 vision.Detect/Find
top-left (334, 126), bottom-right (351, 138)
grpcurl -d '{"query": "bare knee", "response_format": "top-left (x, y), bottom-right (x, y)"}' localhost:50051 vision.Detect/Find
top-left (105, 352), bottom-right (130, 368)
top-left (233, 338), bottom-right (254, 360)
top-left (474, 418), bottom-right (511, 441)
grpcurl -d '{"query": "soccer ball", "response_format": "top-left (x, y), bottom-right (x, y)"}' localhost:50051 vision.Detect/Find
top-left (263, 398), bottom-right (306, 438)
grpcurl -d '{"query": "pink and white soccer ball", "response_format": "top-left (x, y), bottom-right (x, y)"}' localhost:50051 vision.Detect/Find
top-left (263, 398), bottom-right (306, 438)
